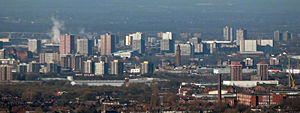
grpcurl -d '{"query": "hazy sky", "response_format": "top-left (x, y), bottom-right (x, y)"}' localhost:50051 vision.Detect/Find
top-left (0, 0), bottom-right (299, 38)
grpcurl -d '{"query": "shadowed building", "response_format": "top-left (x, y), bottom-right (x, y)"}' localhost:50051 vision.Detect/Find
top-left (230, 62), bottom-right (243, 81)
top-left (60, 34), bottom-right (75, 54)
top-left (95, 61), bottom-right (108, 76)
top-left (84, 60), bottom-right (94, 74)
top-left (141, 61), bottom-right (154, 74)
top-left (257, 62), bottom-right (269, 80)
top-left (131, 32), bottom-right (145, 54)
top-left (176, 45), bottom-right (181, 66)
top-left (110, 60), bottom-right (123, 75)
top-left (273, 30), bottom-right (282, 41)
top-left (28, 39), bottom-right (41, 53)
top-left (282, 31), bottom-right (292, 41)
top-left (76, 39), bottom-right (94, 55)
top-left (223, 26), bottom-right (234, 41)
top-left (100, 33), bottom-right (115, 55)
top-left (236, 28), bottom-right (247, 46)
top-left (0, 65), bottom-right (12, 81)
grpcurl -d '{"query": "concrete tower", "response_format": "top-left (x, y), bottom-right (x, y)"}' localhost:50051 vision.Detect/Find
top-left (257, 62), bottom-right (269, 80)
top-left (176, 45), bottom-right (181, 66)
top-left (230, 62), bottom-right (243, 81)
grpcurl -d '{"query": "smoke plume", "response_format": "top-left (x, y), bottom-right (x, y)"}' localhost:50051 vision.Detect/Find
top-left (79, 28), bottom-right (93, 39)
top-left (50, 17), bottom-right (64, 44)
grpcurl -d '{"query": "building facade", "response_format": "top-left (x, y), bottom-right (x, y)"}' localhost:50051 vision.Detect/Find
top-left (76, 39), bottom-right (93, 55)
top-left (95, 61), bottom-right (108, 76)
top-left (84, 60), bottom-right (94, 74)
top-left (141, 61), bottom-right (154, 74)
top-left (28, 39), bottom-right (41, 53)
top-left (0, 65), bottom-right (12, 81)
top-left (60, 34), bottom-right (75, 54)
top-left (223, 26), bottom-right (234, 41)
top-left (230, 62), bottom-right (243, 81)
top-left (273, 30), bottom-right (282, 41)
top-left (236, 29), bottom-right (247, 45)
top-left (257, 62), bottom-right (269, 80)
top-left (131, 32), bottom-right (145, 54)
top-left (175, 43), bottom-right (193, 56)
top-left (110, 60), bottom-right (123, 75)
top-left (100, 33), bottom-right (115, 55)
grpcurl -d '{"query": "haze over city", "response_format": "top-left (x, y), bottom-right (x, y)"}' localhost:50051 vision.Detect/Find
top-left (0, 0), bottom-right (300, 112)
top-left (1, 0), bottom-right (300, 38)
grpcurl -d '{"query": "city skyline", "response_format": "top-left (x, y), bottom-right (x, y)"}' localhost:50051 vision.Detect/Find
top-left (1, 0), bottom-right (300, 112)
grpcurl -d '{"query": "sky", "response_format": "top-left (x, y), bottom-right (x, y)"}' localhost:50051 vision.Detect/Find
top-left (0, 0), bottom-right (299, 38)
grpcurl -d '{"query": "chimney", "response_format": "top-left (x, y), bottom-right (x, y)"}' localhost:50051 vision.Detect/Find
top-left (218, 74), bottom-right (222, 104)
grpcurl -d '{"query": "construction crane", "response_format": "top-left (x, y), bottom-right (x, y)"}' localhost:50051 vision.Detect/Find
top-left (288, 56), bottom-right (295, 88)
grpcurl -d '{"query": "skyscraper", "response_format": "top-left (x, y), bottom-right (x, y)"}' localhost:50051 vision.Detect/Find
top-left (161, 39), bottom-right (174, 53)
top-left (39, 52), bottom-right (60, 64)
top-left (84, 60), bottom-right (94, 74)
top-left (160, 32), bottom-right (174, 53)
top-left (0, 65), bottom-right (12, 81)
top-left (209, 42), bottom-right (217, 54)
top-left (274, 30), bottom-right (282, 41)
top-left (60, 54), bottom-right (72, 69)
top-left (95, 61), bottom-right (108, 76)
top-left (162, 32), bottom-right (172, 40)
top-left (282, 31), bottom-right (292, 41)
top-left (72, 54), bottom-right (86, 72)
top-left (110, 60), bottom-right (123, 75)
top-left (257, 62), bottom-right (269, 80)
top-left (189, 37), bottom-right (201, 45)
top-left (176, 45), bottom-right (181, 66)
top-left (125, 35), bottom-right (133, 46)
top-left (141, 61), bottom-right (154, 74)
top-left (175, 43), bottom-right (193, 56)
top-left (223, 26), bottom-right (234, 41)
top-left (60, 34), bottom-right (75, 54)
top-left (236, 29), bottom-right (247, 45)
top-left (189, 37), bottom-right (203, 54)
top-left (230, 62), bottom-right (243, 81)
top-left (28, 39), bottom-right (41, 53)
top-left (131, 32), bottom-right (145, 54)
top-left (194, 43), bottom-right (205, 54)
top-left (76, 38), bottom-right (93, 55)
top-left (100, 33), bottom-right (115, 55)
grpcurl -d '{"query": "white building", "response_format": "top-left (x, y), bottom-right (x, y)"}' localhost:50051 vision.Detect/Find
top-left (126, 32), bottom-right (143, 46)
top-left (194, 43), bottom-right (205, 53)
top-left (130, 68), bottom-right (140, 74)
top-left (223, 26), bottom-right (234, 41)
top-left (223, 80), bottom-right (279, 88)
top-left (240, 40), bottom-right (257, 52)
top-left (39, 53), bottom-right (60, 64)
top-left (84, 60), bottom-right (94, 74)
top-left (162, 32), bottom-right (172, 40)
top-left (236, 29), bottom-right (247, 45)
top-left (112, 50), bottom-right (135, 58)
top-left (28, 39), bottom-right (41, 53)
top-left (95, 61), bottom-right (107, 76)
top-left (175, 43), bottom-right (193, 56)
top-left (259, 39), bottom-right (274, 47)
